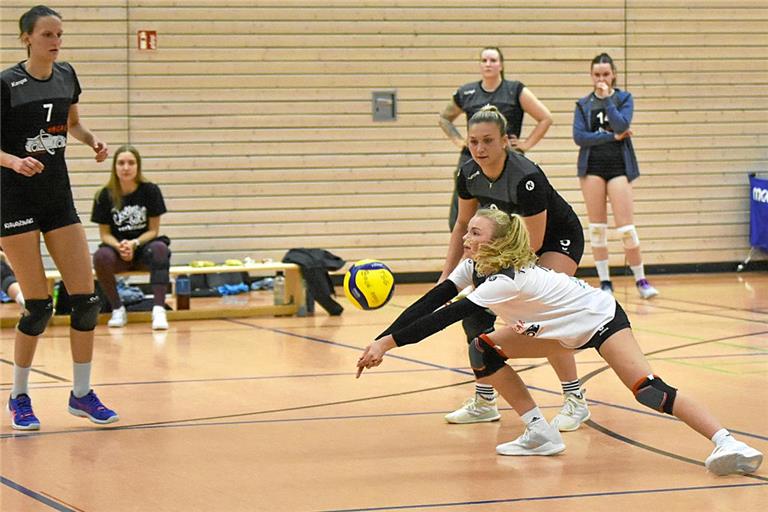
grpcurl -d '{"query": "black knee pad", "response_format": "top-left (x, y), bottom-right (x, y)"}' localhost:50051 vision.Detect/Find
top-left (469, 334), bottom-right (508, 378)
top-left (632, 374), bottom-right (677, 415)
top-left (462, 309), bottom-right (496, 343)
top-left (17, 297), bottom-right (53, 336)
top-left (70, 294), bottom-right (101, 331)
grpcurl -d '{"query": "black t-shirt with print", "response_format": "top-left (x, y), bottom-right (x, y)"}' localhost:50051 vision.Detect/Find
top-left (91, 182), bottom-right (166, 241)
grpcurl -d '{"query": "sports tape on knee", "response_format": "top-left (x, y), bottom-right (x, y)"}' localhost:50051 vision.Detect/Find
top-left (616, 224), bottom-right (640, 249)
top-left (589, 223), bottom-right (608, 248)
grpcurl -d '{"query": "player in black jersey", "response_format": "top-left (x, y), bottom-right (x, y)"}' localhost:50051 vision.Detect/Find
top-left (0, 6), bottom-right (118, 430)
top-left (439, 47), bottom-right (553, 231)
top-left (439, 105), bottom-right (590, 430)
top-left (573, 53), bottom-right (658, 299)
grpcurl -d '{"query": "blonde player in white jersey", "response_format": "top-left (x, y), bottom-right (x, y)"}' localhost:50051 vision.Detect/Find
top-left (357, 209), bottom-right (762, 476)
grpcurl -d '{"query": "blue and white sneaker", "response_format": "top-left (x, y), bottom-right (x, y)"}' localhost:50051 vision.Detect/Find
top-left (9, 393), bottom-right (41, 430)
top-left (68, 390), bottom-right (119, 424)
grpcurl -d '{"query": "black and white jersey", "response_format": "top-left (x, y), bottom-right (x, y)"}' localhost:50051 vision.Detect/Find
top-left (449, 259), bottom-right (616, 348)
top-left (453, 79), bottom-right (525, 138)
top-left (1, 61), bottom-right (81, 203)
top-left (457, 151), bottom-right (576, 224)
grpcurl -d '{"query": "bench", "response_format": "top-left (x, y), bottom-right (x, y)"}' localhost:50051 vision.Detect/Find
top-left (34, 262), bottom-right (307, 326)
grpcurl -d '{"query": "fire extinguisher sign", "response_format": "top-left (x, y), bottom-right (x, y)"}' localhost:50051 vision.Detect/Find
top-left (137, 30), bottom-right (157, 50)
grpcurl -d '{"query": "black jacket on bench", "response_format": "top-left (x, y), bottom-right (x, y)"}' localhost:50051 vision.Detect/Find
top-left (282, 249), bottom-right (345, 316)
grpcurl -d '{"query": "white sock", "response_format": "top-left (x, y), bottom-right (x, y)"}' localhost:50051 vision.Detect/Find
top-left (711, 428), bottom-right (732, 447)
top-left (595, 260), bottom-right (611, 282)
top-left (630, 264), bottom-right (646, 282)
top-left (475, 383), bottom-right (496, 401)
top-left (15, 291), bottom-right (25, 307)
top-left (72, 362), bottom-right (92, 398)
top-left (11, 364), bottom-right (31, 398)
top-left (521, 406), bottom-right (544, 425)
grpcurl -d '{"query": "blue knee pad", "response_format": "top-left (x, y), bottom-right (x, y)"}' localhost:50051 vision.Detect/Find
top-left (70, 294), bottom-right (101, 331)
top-left (632, 374), bottom-right (677, 414)
top-left (468, 334), bottom-right (508, 378)
top-left (17, 297), bottom-right (53, 336)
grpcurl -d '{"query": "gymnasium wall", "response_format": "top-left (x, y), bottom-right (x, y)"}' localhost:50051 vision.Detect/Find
top-left (2, 1), bottom-right (766, 273)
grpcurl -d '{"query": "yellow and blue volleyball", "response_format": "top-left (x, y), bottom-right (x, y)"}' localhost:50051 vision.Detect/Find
top-left (343, 259), bottom-right (395, 310)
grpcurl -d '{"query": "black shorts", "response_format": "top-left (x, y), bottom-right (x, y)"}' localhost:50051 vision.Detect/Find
top-left (537, 212), bottom-right (585, 265)
top-left (0, 193), bottom-right (81, 237)
top-left (585, 167), bottom-right (627, 181)
top-left (577, 301), bottom-right (632, 353)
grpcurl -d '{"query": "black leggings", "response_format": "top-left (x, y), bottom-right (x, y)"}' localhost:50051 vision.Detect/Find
top-left (93, 239), bottom-right (170, 308)
top-left (1, 260), bottom-right (18, 294)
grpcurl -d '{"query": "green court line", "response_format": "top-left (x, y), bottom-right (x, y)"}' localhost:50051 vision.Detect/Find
top-left (661, 358), bottom-right (738, 375)
top-left (631, 326), bottom-right (703, 342)
top-left (714, 340), bottom-right (768, 352)
top-left (633, 327), bottom-right (768, 353)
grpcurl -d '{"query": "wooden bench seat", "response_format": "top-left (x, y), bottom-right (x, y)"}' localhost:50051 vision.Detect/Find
top-left (30, 262), bottom-right (308, 327)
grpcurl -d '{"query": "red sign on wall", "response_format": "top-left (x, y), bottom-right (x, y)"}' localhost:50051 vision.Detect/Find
top-left (137, 30), bottom-right (157, 50)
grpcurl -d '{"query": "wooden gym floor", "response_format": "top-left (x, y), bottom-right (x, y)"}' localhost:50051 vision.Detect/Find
top-left (0, 272), bottom-right (766, 511)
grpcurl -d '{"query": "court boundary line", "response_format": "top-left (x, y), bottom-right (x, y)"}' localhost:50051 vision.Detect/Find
top-left (0, 475), bottom-right (78, 512)
top-left (315, 481), bottom-right (768, 512)
top-left (1, 307), bottom-right (765, 510)
top-left (2, 347), bottom-right (763, 392)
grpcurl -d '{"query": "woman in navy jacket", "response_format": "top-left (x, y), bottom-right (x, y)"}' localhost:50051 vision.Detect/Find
top-left (573, 53), bottom-right (658, 299)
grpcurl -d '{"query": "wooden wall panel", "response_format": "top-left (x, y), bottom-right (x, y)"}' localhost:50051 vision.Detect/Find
top-left (1, 1), bottom-right (765, 273)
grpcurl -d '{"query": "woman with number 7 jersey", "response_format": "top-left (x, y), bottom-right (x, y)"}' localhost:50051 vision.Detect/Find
top-left (0, 5), bottom-right (118, 431)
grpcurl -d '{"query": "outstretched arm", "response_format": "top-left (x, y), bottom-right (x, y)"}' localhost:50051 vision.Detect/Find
top-left (357, 298), bottom-right (485, 377)
top-left (376, 280), bottom-right (460, 339)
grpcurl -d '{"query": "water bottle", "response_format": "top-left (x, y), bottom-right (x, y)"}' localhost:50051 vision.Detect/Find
top-left (273, 271), bottom-right (286, 306)
top-left (51, 282), bottom-right (60, 313)
top-left (176, 274), bottom-right (191, 310)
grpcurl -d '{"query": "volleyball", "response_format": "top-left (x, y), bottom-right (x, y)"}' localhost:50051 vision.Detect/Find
top-left (343, 259), bottom-right (395, 310)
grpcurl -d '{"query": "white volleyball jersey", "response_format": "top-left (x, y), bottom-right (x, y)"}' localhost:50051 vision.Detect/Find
top-left (448, 259), bottom-right (616, 348)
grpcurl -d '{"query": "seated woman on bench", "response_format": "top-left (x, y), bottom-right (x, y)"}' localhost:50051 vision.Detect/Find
top-left (91, 145), bottom-right (171, 330)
